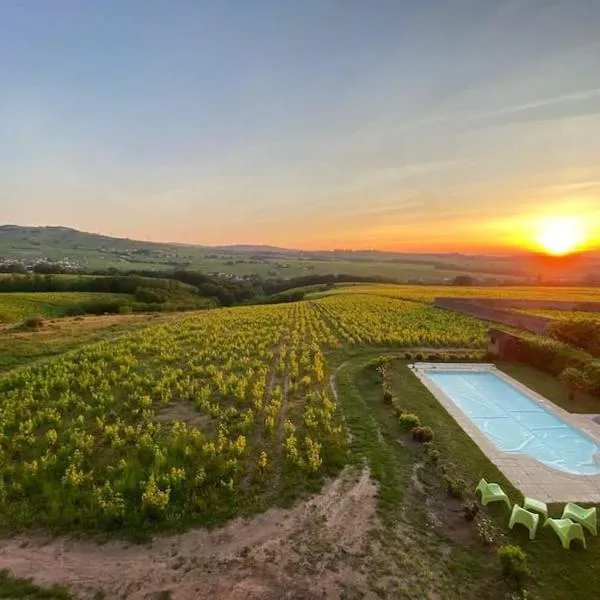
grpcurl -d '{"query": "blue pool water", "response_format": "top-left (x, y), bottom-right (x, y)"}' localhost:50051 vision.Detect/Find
top-left (423, 369), bottom-right (600, 476)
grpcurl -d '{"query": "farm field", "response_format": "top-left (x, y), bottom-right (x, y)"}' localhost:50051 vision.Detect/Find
top-left (0, 286), bottom-right (599, 598)
top-left (0, 313), bottom-right (179, 373)
top-left (309, 283), bottom-right (600, 303)
top-left (0, 292), bottom-right (135, 322)
top-left (515, 308), bottom-right (600, 321)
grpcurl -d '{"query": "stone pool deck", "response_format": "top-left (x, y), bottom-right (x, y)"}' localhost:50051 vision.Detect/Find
top-left (411, 363), bottom-right (600, 504)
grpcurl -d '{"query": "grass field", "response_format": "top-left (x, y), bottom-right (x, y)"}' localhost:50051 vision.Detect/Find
top-left (0, 285), bottom-right (599, 598)
top-left (0, 292), bottom-right (135, 322)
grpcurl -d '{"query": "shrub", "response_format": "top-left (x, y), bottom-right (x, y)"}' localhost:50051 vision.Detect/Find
top-left (415, 353), bottom-right (424, 361)
top-left (548, 319), bottom-right (600, 357)
top-left (427, 353), bottom-right (440, 361)
top-left (498, 545), bottom-right (530, 588)
top-left (23, 315), bottom-right (45, 329)
top-left (462, 500), bottom-right (479, 522)
top-left (118, 305), bottom-right (133, 315)
top-left (404, 352), bottom-right (413, 360)
top-left (383, 390), bottom-right (393, 404)
top-left (411, 426), bottom-right (434, 443)
top-left (423, 441), bottom-right (440, 464)
top-left (391, 400), bottom-right (404, 417)
top-left (398, 413), bottom-right (421, 430)
top-left (443, 474), bottom-right (466, 499)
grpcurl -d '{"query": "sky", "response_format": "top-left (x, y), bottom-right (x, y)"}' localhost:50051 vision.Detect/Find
top-left (1, 0), bottom-right (600, 252)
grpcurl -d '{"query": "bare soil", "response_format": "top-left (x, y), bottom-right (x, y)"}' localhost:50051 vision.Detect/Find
top-left (0, 469), bottom-right (380, 600)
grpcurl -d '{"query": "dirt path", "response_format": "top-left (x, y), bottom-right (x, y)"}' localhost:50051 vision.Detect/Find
top-left (0, 468), bottom-right (379, 600)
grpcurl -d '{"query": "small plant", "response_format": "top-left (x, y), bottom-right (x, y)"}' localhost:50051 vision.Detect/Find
top-left (398, 413), bottom-right (421, 431)
top-left (462, 500), bottom-right (479, 522)
top-left (415, 353), bottom-right (424, 361)
top-left (477, 516), bottom-right (497, 546)
top-left (391, 399), bottom-right (404, 417)
top-left (404, 352), bottom-right (413, 360)
top-left (23, 315), bottom-right (45, 329)
top-left (498, 545), bottom-right (530, 589)
top-left (383, 389), bottom-right (393, 404)
top-left (411, 425), bottom-right (434, 443)
top-left (443, 474), bottom-right (466, 499)
top-left (423, 441), bottom-right (440, 464)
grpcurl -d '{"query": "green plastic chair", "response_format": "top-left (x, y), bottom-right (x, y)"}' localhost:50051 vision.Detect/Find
top-left (523, 497), bottom-right (548, 521)
top-left (475, 478), bottom-right (511, 509)
top-left (562, 503), bottom-right (597, 536)
top-left (509, 505), bottom-right (539, 540)
top-left (543, 518), bottom-right (587, 549)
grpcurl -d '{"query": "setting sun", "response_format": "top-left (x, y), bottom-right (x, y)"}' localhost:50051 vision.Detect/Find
top-left (534, 215), bottom-right (586, 256)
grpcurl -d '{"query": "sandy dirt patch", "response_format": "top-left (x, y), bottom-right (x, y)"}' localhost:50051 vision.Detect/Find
top-left (0, 469), bottom-right (379, 600)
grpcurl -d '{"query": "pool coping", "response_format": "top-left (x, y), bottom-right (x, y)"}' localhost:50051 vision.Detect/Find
top-left (410, 362), bottom-right (600, 504)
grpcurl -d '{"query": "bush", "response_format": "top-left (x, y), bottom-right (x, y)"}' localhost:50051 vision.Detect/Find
top-left (498, 545), bottom-right (530, 588)
top-left (383, 390), bottom-right (393, 404)
top-left (411, 426), bottom-right (434, 443)
top-left (415, 353), bottom-right (424, 361)
top-left (23, 315), bottom-right (45, 329)
top-left (398, 413), bottom-right (421, 430)
top-left (423, 441), bottom-right (440, 464)
top-left (404, 352), bottom-right (413, 360)
top-left (443, 474), bottom-right (466, 499)
top-left (391, 400), bottom-right (404, 418)
top-left (548, 319), bottom-right (600, 357)
top-left (462, 500), bottom-right (479, 522)
top-left (118, 305), bottom-right (133, 315)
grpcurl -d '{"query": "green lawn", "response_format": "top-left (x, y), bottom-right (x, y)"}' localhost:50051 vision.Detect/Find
top-left (497, 361), bottom-right (600, 414)
top-left (332, 350), bottom-right (598, 600)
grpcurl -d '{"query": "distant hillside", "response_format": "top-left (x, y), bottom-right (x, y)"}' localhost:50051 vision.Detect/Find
top-left (1, 224), bottom-right (596, 283)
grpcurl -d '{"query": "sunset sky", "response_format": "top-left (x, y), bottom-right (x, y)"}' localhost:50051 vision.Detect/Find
top-left (2, 1), bottom-right (600, 252)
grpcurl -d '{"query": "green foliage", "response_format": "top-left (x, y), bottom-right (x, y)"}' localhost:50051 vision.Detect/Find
top-left (548, 319), bottom-right (600, 357)
top-left (398, 413), bottom-right (421, 430)
top-left (498, 545), bottom-right (530, 588)
top-left (423, 441), bottom-right (440, 464)
top-left (411, 425), bottom-right (434, 442)
top-left (382, 390), bottom-right (393, 404)
top-left (0, 302), bottom-right (346, 535)
top-left (0, 569), bottom-right (73, 599)
top-left (443, 474), bottom-right (466, 499)
top-left (23, 315), bottom-right (45, 329)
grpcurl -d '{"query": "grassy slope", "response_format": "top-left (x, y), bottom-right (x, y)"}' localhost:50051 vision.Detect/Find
top-left (0, 292), bottom-right (135, 322)
top-left (0, 313), bottom-right (179, 372)
top-left (334, 350), bottom-right (597, 600)
top-left (331, 350), bottom-right (513, 599)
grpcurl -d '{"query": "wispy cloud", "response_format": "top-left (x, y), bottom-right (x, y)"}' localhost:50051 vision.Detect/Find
top-left (471, 88), bottom-right (600, 121)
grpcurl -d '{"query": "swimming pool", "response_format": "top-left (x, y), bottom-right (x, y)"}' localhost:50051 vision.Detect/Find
top-left (419, 367), bottom-right (600, 476)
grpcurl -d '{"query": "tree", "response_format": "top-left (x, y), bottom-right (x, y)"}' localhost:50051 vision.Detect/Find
top-left (559, 367), bottom-right (586, 401)
top-left (451, 275), bottom-right (475, 286)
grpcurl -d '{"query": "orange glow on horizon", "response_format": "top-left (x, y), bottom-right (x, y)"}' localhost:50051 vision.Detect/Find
top-left (533, 215), bottom-right (587, 256)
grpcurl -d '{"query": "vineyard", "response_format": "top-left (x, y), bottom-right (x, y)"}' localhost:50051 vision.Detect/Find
top-left (315, 294), bottom-right (488, 347)
top-left (0, 293), bottom-right (492, 534)
top-left (516, 309), bottom-right (600, 322)
top-left (313, 284), bottom-right (600, 304)
top-left (0, 292), bottom-right (134, 322)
